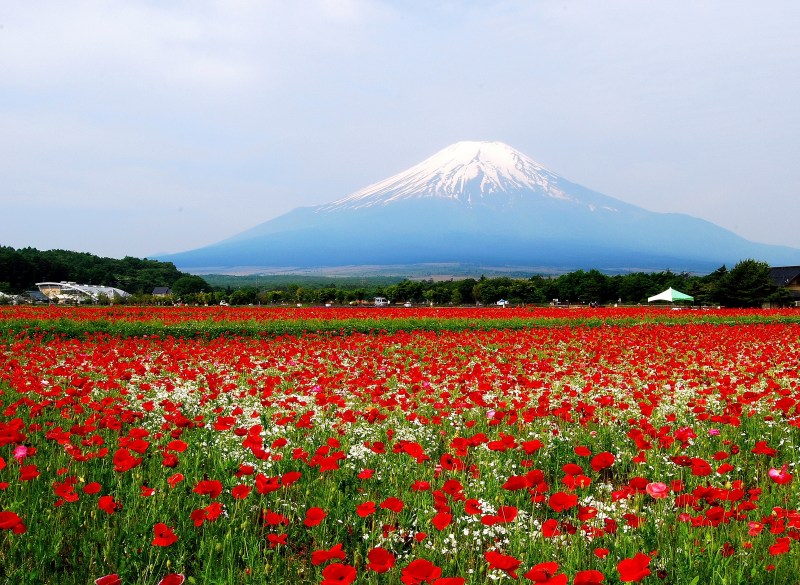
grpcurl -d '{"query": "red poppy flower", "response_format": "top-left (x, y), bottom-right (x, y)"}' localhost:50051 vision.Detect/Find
top-left (502, 475), bottom-right (529, 491)
top-left (321, 563), bottom-right (357, 585)
top-left (690, 458), bottom-right (712, 476)
top-left (380, 496), bottom-right (405, 513)
top-left (485, 550), bottom-right (522, 579)
top-left (617, 553), bottom-right (651, 582)
top-left (752, 441), bottom-right (777, 456)
top-left (563, 474), bottom-right (592, 489)
top-left (304, 507), bottom-right (327, 527)
top-left (717, 463), bottom-right (735, 474)
top-left (440, 453), bottom-right (465, 471)
top-left (262, 509), bottom-right (289, 526)
top-left (481, 505), bottom-right (518, 526)
top-left (157, 574), bottom-right (185, 585)
top-left (549, 492), bottom-right (578, 512)
top-left (83, 482), bottom-right (102, 494)
top-left (311, 543), bottom-right (346, 566)
top-left (577, 505), bottom-right (598, 521)
top-left (402, 559), bottom-right (442, 584)
top-left (231, 484), bottom-right (251, 499)
top-left (167, 473), bottom-right (184, 488)
top-left (190, 508), bottom-right (206, 527)
top-left (267, 533), bottom-right (288, 548)
top-left (432, 512), bottom-right (452, 530)
top-left (524, 561), bottom-right (567, 584)
top-left (356, 501), bottom-right (376, 518)
top-left (112, 448), bottom-right (142, 473)
top-left (441, 479), bottom-right (465, 498)
top-left (98, 495), bottom-right (121, 515)
top-left (281, 470), bottom-right (302, 486)
top-left (193, 479), bottom-right (223, 499)
top-left (541, 518), bottom-right (560, 537)
top-left (95, 574), bottom-right (122, 585)
top-left (770, 537), bottom-right (791, 556)
top-left (366, 547), bottom-right (396, 573)
top-left (464, 499), bottom-right (482, 515)
top-left (19, 464), bottom-right (40, 482)
top-left (0, 511), bottom-right (26, 534)
top-left (574, 570), bottom-right (605, 584)
top-left (205, 501), bottom-right (223, 521)
top-left (255, 474), bottom-right (281, 494)
top-left (590, 452), bottom-right (615, 472)
top-left (152, 523), bottom-right (178, 547)
top-left (166, 440), bottom-right (188, 452)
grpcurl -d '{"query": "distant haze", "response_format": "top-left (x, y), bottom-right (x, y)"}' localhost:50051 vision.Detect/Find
top-left (1, 2), bottom-right (799, 258)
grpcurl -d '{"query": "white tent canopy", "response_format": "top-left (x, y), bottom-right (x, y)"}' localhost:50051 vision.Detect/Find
top-left (647, 287), bottom-right (694, 303)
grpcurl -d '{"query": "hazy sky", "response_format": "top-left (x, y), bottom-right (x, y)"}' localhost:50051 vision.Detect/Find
top-left (3, 1), bottom-right (799, 259)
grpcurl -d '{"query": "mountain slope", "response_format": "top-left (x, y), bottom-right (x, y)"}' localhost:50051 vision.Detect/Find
top-left (159, 141), bottom-right (799, 273)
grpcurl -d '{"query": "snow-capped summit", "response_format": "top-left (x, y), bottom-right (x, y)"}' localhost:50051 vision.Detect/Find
top-left (158, 140), bottom-right (800, 273)
top-left (318, 141), bottom-right (571, 212)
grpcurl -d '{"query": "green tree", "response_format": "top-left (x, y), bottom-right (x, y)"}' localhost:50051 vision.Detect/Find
top-left (171, 275), bottom-right (211, 298)
top-left (716, 259), bottom-right (775, 308)
top-left (229, 288), bottom-right (259, 305)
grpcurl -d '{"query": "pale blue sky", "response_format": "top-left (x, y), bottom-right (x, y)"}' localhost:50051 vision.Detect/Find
top-left (2, 1), bottom-right (799, 258)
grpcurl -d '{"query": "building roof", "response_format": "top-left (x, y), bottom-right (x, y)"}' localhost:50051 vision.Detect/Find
top-left (25, 290), bottom-right (49, 302)
top-left (36, 281), bottom-right (131, 300)
top-left (152, 287), bottom-right (172, 295)
top-left (769, 266), bottom-right (800, 287)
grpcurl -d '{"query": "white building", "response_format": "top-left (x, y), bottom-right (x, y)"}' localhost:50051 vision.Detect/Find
top-left (36, 282), bottom-right (131, 303)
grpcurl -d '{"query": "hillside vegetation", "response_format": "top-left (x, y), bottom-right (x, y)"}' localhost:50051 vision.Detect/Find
top-left (0, 246), bottom-right (199, 295)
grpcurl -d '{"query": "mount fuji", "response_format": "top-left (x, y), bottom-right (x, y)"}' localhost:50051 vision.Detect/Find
top-left (159, 141), bottom-right (799, 274)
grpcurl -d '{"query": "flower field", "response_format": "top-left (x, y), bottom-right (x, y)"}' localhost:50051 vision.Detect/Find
top-left (1, 307), bottom-right (800, 584)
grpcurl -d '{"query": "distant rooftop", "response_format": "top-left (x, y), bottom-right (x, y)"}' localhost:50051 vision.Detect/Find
top-left (36, 281), bottom-right (130, 302)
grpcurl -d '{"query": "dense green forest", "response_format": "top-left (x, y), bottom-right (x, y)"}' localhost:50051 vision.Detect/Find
top-left (0, 246), bottom-right (203, 295)
top-left (206, 260), bottom-right (789, 308)
top-left (0, 245), bottom-right (790, 308)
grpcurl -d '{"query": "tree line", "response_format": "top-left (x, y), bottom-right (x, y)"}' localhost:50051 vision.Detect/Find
top-left (1, 245), bottom-right (790, 308)
top-left (189, 260), bottom-right (789, 309)
top-left (0, 246), bottom-right (206, 296)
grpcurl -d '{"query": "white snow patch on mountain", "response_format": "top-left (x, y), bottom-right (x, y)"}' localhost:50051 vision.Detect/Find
top-left (318, 141), bottom-right (575, 212)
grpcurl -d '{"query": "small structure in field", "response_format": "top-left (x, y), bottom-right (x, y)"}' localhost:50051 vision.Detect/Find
top-left (769, 266), bottom-right (800, 306)
top-left (36, 281), bottom-right (130, 304)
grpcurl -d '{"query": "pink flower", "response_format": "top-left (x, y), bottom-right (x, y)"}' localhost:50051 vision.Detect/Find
top-left (13, 445), bottom-right (29, 462)
top-left (645, 482), bottom-right (669, 499)
top-left (768, 465), bottom-right (793, 485)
